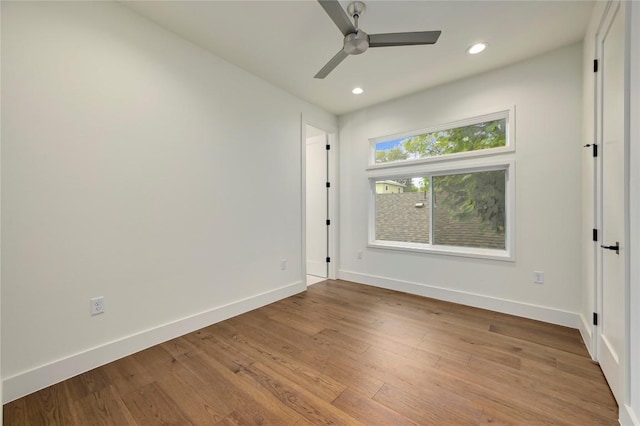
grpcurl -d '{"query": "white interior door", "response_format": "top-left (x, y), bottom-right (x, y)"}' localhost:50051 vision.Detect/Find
top-left (306, 129), bottom-right (328, 279)
top-left (597, 0), bottom-right (625, 405)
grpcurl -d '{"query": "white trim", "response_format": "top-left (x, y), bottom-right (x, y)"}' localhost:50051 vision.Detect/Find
top-left (301, 116), bottom-right (339, 281)
top-left (367, 241), bottom-right (511, 262)
top-left (2, 280), bottom-right (305, 404)
top-left (368, 106), bottom-right (515, 169)
top-left (337, 270), bottom-right (582, 329)
top-left (300, 115), bottom-right (307, 282)
top-left (599, 331), bottom-right (623, 404)
top-left (327, 130), bottom-right (340, 280)
top-left (579, 313), bottom-right (596, 360)
top-left (366, 155), bottom-right (514, 179)
top-left (627, 0), bottom-right (640, 422)
top-left (620, 404), bottom-right (640, 426)
top-left (623, 0), bottom-right (633, 414)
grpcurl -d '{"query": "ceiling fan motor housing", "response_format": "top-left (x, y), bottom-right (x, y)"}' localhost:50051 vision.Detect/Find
top-left (344, 30), bottom-right (369, 55)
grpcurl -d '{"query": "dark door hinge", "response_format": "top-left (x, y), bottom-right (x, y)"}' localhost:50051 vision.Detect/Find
top-left (326, 182), bottom-right (331, 188)
top-left (326, 257), bottom-right (331, 263)
top-left (326, 219), bottom-right (331, 226)
top-left (593, 312), bottom-right (598, 326)
top-left (326, 144), bottom-right (330, 150)
top-left (584, 144), bottom-right (598, 157)
top-left (593, 229), bottom-right (598, 242)
top-left (594, 59), bottom-right (598, 73)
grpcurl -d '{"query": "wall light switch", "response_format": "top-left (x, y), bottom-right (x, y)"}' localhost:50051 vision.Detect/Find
top-left (534, 271), bottom-right (544, 284)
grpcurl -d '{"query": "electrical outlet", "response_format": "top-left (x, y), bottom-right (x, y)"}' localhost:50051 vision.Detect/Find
top-left (90, 296), bottom-right (105, 316)
top-left (533, 271), bottom-right (544, 284)
top-left (357, 251), bottom-right (363, 260)
top-left (280, 259), bottom-right (287, 270)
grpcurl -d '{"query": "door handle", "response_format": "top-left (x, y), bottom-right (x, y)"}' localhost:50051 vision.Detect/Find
top-left (600, 242), bottom-right (620, 255)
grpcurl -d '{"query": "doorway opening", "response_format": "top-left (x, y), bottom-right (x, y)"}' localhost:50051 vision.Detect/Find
top-left (305, 124), bottom-right (329, 286)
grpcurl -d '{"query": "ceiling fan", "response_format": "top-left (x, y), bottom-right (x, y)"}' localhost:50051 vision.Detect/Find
top-left (314, 0), bottom-right (442, 79)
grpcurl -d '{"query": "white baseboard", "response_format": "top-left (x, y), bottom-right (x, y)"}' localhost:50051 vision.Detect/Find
top-left (2, 281), bottom-right (305, 404)
top-left (338, 270), bottom-right (582, 329)
top-left (621, 404), bottom-right (640, 426)
top-left (579, 313), bottom-right (595, 359)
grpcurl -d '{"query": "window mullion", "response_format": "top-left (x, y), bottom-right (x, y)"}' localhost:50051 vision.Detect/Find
top-left (429, 175), bottom-right (434, 246)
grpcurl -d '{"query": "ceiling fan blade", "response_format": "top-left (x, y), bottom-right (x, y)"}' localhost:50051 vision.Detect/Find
top-left (317, 0), bottom-right (356, 36)
top-left (369, 31), bottom-right (442, 47)
top-left (314, 49), bottom-right (349, 79)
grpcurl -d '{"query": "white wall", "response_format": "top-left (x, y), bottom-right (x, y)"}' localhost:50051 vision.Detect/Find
top-left (338, 43), bottom-right (584, 326)
top-left (1, 1), bottom-right (335, 402)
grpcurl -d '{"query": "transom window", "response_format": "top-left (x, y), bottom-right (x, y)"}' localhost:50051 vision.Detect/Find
top-left (368, 109), bottom-right (515, 260)
top-left (370, 109), bottom-right (512, 167)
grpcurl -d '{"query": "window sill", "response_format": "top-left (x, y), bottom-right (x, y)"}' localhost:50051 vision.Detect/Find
top-left (367, 240), bottom-right (515, 262)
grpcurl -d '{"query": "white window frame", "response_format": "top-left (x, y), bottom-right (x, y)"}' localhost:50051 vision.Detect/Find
top-left (367, 108), bottom-right (516, 261)
top-left (368, 107), bottom-right (515, 170)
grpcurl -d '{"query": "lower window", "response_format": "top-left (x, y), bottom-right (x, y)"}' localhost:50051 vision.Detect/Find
top-left (371, 165), bottom-right (513, 260)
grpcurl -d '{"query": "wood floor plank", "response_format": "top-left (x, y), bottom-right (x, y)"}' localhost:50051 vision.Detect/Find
top-left (437, 357), bottom-right (617, 425)
top-left (374, 382), bottom-right (484, 425)
top-left (121, 382), bottom-right (192, 425)
top-left (332, 387), bottom-right (419, 426)
top-left (159, 335), bottom-right (202, 358)
top-left (420, 327), bottom-right (524, 370)
top-left (217, 315), bottom-right (386, 398)
top-left (101, 356), bottom-right (155, 397)
top-left (154, 350), bottom-right (235, 419)
top-left (310, 327), bottom-right (372, 354)
top-left (71, 385), bottom-right (138, 426)
top-left (21, 382), bottom-right (75, 425)
top-left (154, 374), bottom-right (230, 424)
top-left (4, 279), bottom-right (619, 425)
top-left (260, 305), bottom-right (328, 336)
top-left (177, 349), bottom-right (303, 425)
top-left (209, 320), bottom-right (348, 402)
top-left (327, 313), bottom-right (473, 364)
top-left (64, 367), bottom-right (112, 402)
top-left (238, 362), bottom-right (365, 425)
top-left (489, 322), bottom-right (586, 355)
top-left (3, 398), bottom-right (28, 426)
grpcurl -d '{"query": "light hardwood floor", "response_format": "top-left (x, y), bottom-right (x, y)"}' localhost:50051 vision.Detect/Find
top-left (4, 280), bottom-right (617, 425)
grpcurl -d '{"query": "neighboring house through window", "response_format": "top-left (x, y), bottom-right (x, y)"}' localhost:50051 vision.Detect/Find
top-left (367, 108), bottom-right (515, 260)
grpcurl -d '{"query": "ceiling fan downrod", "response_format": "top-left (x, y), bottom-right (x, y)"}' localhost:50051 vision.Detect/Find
top-left (347, 1), bottom-right (365, 29)
top-left (343, 1), bottom-right (368, 55)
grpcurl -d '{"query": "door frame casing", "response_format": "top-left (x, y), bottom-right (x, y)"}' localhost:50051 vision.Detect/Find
top-left (593, 0), bottom-right (630, 408)
top-left (624, 2), bottom-right (640, 422)
top-left (301, 116), bottom-right (339, 281)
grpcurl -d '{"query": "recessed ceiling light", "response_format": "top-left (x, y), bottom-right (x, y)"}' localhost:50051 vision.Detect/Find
top-left (467, 42), bottom-right (487, 55)
top-left (352, 87), bottom-right (364, 95)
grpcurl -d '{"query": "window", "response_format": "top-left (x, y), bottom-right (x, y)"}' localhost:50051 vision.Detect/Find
top-left (370, 109), bottom-right (513, 167)
top-left (368, 109), bottom-right (514, 260)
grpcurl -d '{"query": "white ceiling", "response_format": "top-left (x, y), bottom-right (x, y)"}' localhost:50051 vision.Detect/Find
top-left (121, 0), bottom-right (595, 116)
